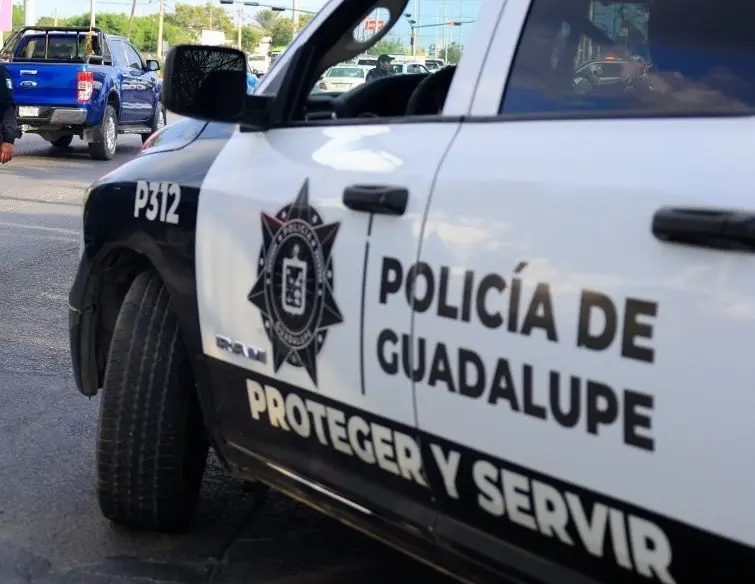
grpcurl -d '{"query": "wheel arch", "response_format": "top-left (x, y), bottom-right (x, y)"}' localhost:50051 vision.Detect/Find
top-left (78, 240), bottom-right (228, 465)
top-left (79, 241), bottom-right (200, 400)
top-left (106, 88), bottom-right (120, 117)
top-left (84, 246), bottom-right (153, 393)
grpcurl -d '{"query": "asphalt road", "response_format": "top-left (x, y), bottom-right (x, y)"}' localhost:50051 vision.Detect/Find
top-left (0, 123), bottom-right (456, 584)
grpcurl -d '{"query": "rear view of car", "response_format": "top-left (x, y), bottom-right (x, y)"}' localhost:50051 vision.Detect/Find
top-left (316, 66), bottom-right (367, 91)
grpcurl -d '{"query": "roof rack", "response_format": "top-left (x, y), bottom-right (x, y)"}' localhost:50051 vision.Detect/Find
top-left (14, 26), bottom-right (105, 34)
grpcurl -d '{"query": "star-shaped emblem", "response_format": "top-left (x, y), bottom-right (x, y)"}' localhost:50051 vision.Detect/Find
top-left (248, 179), bottom-right (343, 386)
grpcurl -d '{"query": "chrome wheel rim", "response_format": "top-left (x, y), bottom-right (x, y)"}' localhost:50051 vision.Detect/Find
top-left (105, 114), bottom-right (116, 154)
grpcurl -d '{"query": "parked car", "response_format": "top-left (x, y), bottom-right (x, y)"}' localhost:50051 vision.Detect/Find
top-left (392, 61), bottom-right (430, 74)
top-left (425, 58), bottom-right (445, 70)
top-left (315, 65), bottom-right (368, 91)
top-left (0, 25), bottom-right (164, 160)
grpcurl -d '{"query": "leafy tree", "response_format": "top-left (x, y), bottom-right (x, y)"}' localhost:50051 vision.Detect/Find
top-left (12, 4), bottom-right (23, 29)
top-left (296, 13), bottom-right (314, 30)
top-left (165, 2), bottom-right (234, 39)
top-left (270, 17), bottom-right (293, 47)
top-left (444, 41), bottom-right (462, 64)
top-left (253, 9), bottom-right (279, 33)
top-left (4, 3), bottom-right (267, 55)
top-left (35, 16), bottom-right (58, 27)
top-left (240, 26), bottom-right (261, 53)
top-left (368, 37), bottom-right (405, 56)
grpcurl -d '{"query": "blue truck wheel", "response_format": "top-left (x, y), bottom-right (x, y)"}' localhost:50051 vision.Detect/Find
top-left (88, 105), bottom-right (118, 161)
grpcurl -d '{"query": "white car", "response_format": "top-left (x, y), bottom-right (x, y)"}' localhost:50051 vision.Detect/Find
top-left (316, 65), bottom-right (368, 91)
top-left (72, 0), bottom-right (755, 583)
top-left (392, 61), bottom-right (430, 75)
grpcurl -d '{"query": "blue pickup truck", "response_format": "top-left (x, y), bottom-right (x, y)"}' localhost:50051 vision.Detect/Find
top-left (0, 26), bottom-right (164, 160)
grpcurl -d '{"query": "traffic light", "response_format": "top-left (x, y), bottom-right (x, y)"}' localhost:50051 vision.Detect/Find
top-left (449, 21), bottom-right (461, 26)
top-left (410, 33), bottom-right (415, 48)
top-left (219, 0), bottom-right (233, 4)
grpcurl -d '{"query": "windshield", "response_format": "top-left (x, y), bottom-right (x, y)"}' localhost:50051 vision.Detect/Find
top-left (270, 4), bottom-right (478, 98)
top-left (327, 67), bottom-right (365, 78)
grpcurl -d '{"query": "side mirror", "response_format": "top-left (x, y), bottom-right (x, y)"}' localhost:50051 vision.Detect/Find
top-left (145, 59), bottom-right (160, 72)
top-left (161, 45), bottom-right (247, 123)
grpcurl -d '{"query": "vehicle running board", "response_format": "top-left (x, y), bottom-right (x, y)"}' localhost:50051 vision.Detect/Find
top-left (119, 125), bottom-right (152, 135)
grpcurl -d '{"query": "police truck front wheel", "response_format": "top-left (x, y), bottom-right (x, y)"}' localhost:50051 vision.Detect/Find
top-left (96, 270), bottom-right (209, 533)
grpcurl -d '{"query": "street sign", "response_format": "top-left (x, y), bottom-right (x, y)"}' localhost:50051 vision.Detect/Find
top-left (363, 19), bottom-right (385, 31)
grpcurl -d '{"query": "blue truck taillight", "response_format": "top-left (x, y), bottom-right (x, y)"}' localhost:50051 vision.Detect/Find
top-left (77, 71), bottom-right (93, 104)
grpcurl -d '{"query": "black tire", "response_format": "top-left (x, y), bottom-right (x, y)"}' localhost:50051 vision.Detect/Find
top-left (97, 270), bottom-right (209, 533)
top-left (142, 103), bottom-right (166, 144)
top-left (50, 135), bottom-right (73, 148)
top-left (88, 104), bottom-right (118, 161)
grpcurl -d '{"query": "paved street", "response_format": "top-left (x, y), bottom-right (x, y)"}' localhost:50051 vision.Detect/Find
top-left (0, 123), bottom-right (454, 583)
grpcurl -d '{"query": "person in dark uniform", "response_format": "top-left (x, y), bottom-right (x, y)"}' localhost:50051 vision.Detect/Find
top-left (366, 54), bottom-right (395, 82)
top-left (0, 64), bottom-right (20, 164)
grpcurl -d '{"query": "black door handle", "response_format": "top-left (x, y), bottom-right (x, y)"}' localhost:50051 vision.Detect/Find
top-left (343, 185), bottom-right (408, 216)
top-left (652, 207), bottom-right (755, 251)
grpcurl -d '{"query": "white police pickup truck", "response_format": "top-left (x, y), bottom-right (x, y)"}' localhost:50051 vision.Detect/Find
top-left (69, 0), bottom-right (755, 581)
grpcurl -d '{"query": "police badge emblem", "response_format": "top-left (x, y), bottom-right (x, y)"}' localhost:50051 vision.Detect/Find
top-left (282, 245), bottom-right (307, 317)
top-left (248, 179), bottom-right (343, 386)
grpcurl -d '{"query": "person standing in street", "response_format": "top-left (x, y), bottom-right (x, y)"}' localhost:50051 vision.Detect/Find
top-left (0, 64), bottom-right (20, 164)
top-left (366, 54), bottom-right (395, 82)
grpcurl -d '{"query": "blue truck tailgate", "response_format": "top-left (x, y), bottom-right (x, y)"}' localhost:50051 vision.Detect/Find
top-left (4, 62), bottom-right (83, 108)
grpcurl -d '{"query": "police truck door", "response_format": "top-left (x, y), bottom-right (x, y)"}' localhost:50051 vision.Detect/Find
top-left (192, 10), bottom-right (500, 524)
top-left (413, 0), bottom-right (755, 582)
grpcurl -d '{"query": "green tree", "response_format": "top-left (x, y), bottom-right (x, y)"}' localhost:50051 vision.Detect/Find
top-left (6, 4), bottom-right (238, 54)
top-left (35, 16), bottom-right (58, 27)
top-left (296, 13), bottom-right (314, 30)
top-left (270, 17), bottom-right (293, 47)
top-left (444, 41), bottom-right (462, 64)
top-left (166, 2), bottom-right (234, 40)
top-left (241, 26), bottom-right (261, 53)
top-left (12, 4), bottom-right (24, 29)
top-left (368, 37), bottom-right (405, 56)
top-left (253, 9), bottom-right (279, 33)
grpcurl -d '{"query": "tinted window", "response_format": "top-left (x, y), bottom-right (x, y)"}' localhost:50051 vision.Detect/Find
top-left (501, 0), bottom-right (755, 116)
top-left (14, 33), bottom-right (102, 60)
top-left (109, 39), bottom-right (127, 67)
top-left (123, 42), bottom-right (143, 69)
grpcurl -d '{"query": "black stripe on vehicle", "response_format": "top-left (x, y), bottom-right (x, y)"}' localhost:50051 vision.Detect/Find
top-left (207, 357), bottom-right (755, 584)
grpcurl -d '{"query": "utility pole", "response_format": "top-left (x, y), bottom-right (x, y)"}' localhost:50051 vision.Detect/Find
top-left (90, 0), bottom-right (95, 28)
top-left (291, 0), bottom-right (299, 32)
top-left (236, 1), bottom-right (242, 50)
top-left (53, 5), bottom-right (59, 25)
top-left (23, 0), bottom-right (35, 26)
top-left (442, 0), bottom-right (446, 61)
top-left (157, 0), bottom-right (164, 59)
top-left (127, 0), bottom-right (137, 39)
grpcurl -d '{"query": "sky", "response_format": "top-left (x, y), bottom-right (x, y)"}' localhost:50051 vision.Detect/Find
top-left (12, 0), bottom-right (480, 49)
